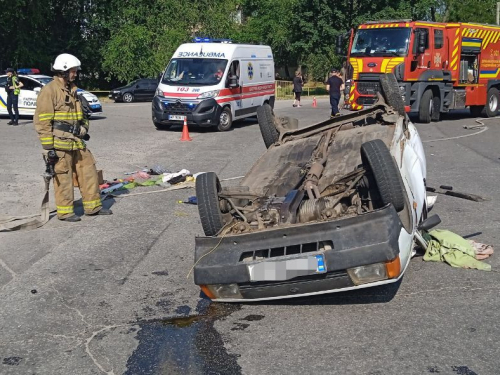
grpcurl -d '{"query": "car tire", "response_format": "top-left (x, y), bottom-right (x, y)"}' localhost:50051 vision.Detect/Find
top-left (485, 87), bottom-right (499, 117)
top-left (361, 139), bottom-right (406, 212)
top-left (196, 172), bottom-right (225, 237)
top-left (418, 89), bottom-right (433, 123)
top-left (123, 92), bottom-right (134, 103)
top-left (154, 122), bottom-right (171, 130)
top-left (257, 103), bottom-right (279, 148)
top-left (470, 105), bottom-right (484, 117)
top-left (379, 73), bottom-right (405, 117)
top-left (217, 106), bottom-right (233, 131)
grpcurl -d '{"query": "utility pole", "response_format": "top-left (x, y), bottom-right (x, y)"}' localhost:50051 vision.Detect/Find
top-left (497, 2), bottom-right (500, 25)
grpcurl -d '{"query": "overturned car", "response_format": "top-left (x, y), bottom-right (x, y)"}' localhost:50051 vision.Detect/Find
top-left (193, 74), bottom-right (435, 302)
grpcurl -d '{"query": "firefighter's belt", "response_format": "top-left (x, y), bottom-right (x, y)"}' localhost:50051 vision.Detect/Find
top-left (53, 121), bottom-right (80, 134)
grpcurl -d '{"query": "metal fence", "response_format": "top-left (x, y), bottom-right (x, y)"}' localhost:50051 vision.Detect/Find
top-left (275, 80), bottom-right (328, 99)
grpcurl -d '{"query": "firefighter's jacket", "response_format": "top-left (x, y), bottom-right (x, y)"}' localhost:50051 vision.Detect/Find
top-left (34, 78), bottom-right (89, 151)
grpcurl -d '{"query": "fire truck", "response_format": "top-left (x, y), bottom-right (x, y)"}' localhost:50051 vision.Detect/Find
top-left (342, 20), bottom-right (500, 122)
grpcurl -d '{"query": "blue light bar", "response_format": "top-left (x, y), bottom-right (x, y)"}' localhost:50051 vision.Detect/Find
top-left (192, 37), bottom-right (232, 44)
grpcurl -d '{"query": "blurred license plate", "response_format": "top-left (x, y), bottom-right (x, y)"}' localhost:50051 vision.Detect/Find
top-left (248, 254), bottom-right (326, 282)
top-left (169, 115), bottom-right (185, 121)
top-left (90, 104), bottom-right (101, 109)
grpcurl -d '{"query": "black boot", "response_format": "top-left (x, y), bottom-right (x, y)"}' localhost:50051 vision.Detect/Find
top-left (86, 208), bottom-right (113, 216)
top-left (58, 215), bottom-right (81, 222)
top-left (7, 121), bottom-right (13, 125)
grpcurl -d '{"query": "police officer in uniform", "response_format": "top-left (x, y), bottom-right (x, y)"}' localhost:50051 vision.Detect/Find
top-left (34, 53), bottom-right (112, 221)
top-left (5, 68), bottom-right (23, 125)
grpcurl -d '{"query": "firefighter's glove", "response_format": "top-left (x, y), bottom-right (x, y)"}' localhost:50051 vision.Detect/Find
top-left (42, 149), bottom-right (55, 158)
top-left (78, 126), bottom-right (88, 138)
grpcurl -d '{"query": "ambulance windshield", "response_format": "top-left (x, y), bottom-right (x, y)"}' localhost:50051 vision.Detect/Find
top-left (350, 28), bottom-right (411, 57)
top-left (162, 58), bottom-right (229, 86)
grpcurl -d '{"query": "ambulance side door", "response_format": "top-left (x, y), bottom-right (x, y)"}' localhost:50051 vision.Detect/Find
top-left (226, 60), bottom-right (242, 116)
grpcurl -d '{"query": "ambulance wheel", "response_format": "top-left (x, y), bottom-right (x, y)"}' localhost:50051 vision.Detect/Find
top-left (123, 92), bottom-right (134, 103)
top-left (379, 73), bottom-right (405, 117)
top-left (196, 172), bottom-right (224, 237)
top-left (257, 103), bottom-right (279, 148)
top-left (218, 107), bottom-right (233, 131)
top-left (485, 88), bottom-right (499, 117)
top-left (418, 89), bottom-right (433, 123)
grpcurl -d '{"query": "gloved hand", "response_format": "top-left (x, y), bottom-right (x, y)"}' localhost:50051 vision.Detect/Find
top-left (78, 126), bottom-right (88, 137)
top-left (42, 149), bottom-right (55, 157)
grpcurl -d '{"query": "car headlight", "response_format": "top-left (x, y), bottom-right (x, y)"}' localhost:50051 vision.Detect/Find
top-left (200, 283), bottom-right (242, 300)
top-left (197, 90), bottom-right (219, 99)
top-left (155, 88), bottom-right (164, 98)
top-left (347, 256), bottom-right (400, 285)
top-left (113, 90), bottom-right (120, 94)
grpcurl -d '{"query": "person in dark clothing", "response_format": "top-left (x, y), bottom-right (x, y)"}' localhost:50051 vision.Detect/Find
top-left (292, 71), bottom-right (303, 107)
top-left (326, 69), bottom-right (344, 117)
top-left (5, 68), bottom-right (23, 125)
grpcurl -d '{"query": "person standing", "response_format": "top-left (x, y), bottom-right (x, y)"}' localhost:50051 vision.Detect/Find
top-left (326, 68), bottom-right (344, 117)
top-left (5, 68), bottom-right (23, 125)
top-left (292, 71), bottom-right (303, 107)
top-left (34, 53), bottom-right (112, 222)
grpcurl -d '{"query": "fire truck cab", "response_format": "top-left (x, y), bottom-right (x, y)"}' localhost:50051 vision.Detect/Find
top-left (345, 20), bottom-right (500, 122)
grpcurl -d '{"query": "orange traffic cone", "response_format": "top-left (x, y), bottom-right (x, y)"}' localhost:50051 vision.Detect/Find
top-left (180, 117), bottom-right (192, 141)
top-left (312, 96), bottom-right (317, 108)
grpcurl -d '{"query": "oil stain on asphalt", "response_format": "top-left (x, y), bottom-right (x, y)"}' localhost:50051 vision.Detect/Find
top-left (124, 300), bottom-right (242, 374)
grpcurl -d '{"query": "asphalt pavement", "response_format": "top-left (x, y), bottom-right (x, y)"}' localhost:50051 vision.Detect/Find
top-left (0, 97), bottom-right (499, 375)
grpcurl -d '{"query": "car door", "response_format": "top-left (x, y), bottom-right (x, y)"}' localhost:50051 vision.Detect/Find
top-left (17, 77), bottom-right (40, 116)
top-left (0, 76), bottom-right (8, 114)
top-left (146, 80), bottom-right (157, 101)
top-left (134, 80), bottom-right (150, 101)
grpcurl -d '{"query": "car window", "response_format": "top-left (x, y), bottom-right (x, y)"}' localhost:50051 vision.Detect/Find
top-left (19, 77), bottom-right (42, 91)
top-left (0, 76), bottom-right (7, 87)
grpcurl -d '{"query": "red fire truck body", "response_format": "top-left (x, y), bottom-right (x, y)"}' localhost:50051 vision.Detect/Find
top-left (345, 20), bottom-right (500, 122)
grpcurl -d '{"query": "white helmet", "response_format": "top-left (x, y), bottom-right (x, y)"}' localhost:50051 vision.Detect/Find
top-left (52, 53), bottom-right (81, 72)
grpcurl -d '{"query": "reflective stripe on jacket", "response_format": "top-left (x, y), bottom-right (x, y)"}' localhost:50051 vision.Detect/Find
top-left (34, 78), bottom-right (89, 150)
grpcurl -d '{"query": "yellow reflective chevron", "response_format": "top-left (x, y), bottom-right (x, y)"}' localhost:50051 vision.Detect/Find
top-left (39, 111), bottom-right (83, 121)
top-left (54, 139), bottom-right (86, 151)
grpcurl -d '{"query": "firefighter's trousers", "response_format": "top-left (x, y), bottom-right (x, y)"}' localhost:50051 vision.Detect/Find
top-left (53, 148), bottom-right (102, 218)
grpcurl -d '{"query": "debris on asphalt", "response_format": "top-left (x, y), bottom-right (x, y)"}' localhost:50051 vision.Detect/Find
top-left (179, 196), bottom-right (197, 205)
top-left (426, 185), bottom-right (489, 202)
top-left (423, 229), bottom-right (493, 271)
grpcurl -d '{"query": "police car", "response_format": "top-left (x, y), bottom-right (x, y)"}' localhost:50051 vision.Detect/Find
top-left (0, 74), bottom-right (103, 118)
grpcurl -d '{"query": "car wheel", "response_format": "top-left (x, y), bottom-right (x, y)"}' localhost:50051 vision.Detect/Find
top-left (257, 104), bottom-right (279, 148)
top-left (154, 122), bottom-right (171, 130)
top-left (123, 92), bottom-right (134, 103)
top-left (217, 106), bottom-right (233, 131)
top-left (196, 172), bottom-right (225, 236)
top-left (379, 73), bottom-right (406, 117)
top-left (470, 105), bottom-right (484, 117)
top-left (485, 87), bottom-right (499, 117)
top-left (418, 89), bottom-right (433, 123)
top-left (361, 139), bottom-right (406, 212)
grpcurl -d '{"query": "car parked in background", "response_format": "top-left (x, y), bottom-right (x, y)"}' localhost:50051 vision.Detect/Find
top-left (109, 78), bottom-right (158, 103)
top-left (0, 74), bottom-right (103, 118)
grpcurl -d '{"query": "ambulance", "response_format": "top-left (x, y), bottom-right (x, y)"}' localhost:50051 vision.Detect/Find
top-left (152, 39), bottom-right (275, 131)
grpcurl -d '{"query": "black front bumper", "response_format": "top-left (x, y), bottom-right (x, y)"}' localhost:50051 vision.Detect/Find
top-left (194, 205), bottom-right (403, 299)
top-left (108, 92), bottom-right (121, 101)
top-left (152, 97), bottom-right (222, 127)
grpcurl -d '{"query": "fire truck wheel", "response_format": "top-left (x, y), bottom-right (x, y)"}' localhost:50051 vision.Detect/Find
top-left (470, 105), bottom-right (484, 117)
top-left (431, 95), bottom-right (441, 122)
top-left (418, 89), bottom-right (433, 123)
top-left (379, 74), bottom-right (405, 117)
top-left (485, 88), bottom-right (500, 118)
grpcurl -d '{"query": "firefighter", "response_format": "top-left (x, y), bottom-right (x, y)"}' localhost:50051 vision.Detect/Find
top-left (34, 53), bottom-right (112, 222)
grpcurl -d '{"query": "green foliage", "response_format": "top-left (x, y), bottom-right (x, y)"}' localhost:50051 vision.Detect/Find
top-left (1, 0), bottom-right (499, 87)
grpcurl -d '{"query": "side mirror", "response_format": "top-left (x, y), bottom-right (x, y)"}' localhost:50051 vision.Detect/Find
top-left (228, 75), bottom-right (239, 88)
top-left (417, 214), bottom-right (441, 232)
top-left (336, 34), bottom-right (344, 55)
